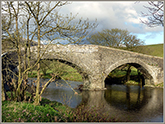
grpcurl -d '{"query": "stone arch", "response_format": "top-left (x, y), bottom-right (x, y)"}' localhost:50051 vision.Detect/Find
top-left (40, 58), bottom-right (90, 86)
top-left (104, 58), bottom-right (156, 85)
top-left (2, 50), bottom-right (93, 89)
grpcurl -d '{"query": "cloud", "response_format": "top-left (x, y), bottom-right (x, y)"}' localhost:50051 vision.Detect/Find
top-left (58, 1), bottom-right (163, 35)
top-left (47, 1), bottom-right (163, 45)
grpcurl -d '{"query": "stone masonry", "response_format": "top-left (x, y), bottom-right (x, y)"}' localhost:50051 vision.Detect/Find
top-left (2, 44), bottom-right (164, 90)
top-left (31, 44), bottom-right (163, 90)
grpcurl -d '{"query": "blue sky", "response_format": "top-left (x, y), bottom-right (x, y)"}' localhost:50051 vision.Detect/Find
top-left (58, 1), bottom-right (164, 45)
top-left (137, 32), bottom-right (164, 45)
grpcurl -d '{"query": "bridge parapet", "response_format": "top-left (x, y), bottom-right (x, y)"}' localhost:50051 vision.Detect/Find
top-left (30, 44), bottom-right (99, 53)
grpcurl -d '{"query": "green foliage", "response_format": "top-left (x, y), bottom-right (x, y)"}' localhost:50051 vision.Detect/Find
top-left (155, 82), bottom-right (164, 88)
top-left (109, 67), bottom-right (139, 78)
top-left (50, 60), bottom-right (69, 76)
top-left (29, 60), bottom-right (83, 81)
top-left (87, 28), bottom-right (144, 49)
top-left (125, 80), bottom-right (139, 85)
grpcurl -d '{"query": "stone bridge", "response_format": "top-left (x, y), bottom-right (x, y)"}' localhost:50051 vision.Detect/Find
top-left (2, 45), bottom-right (163, 90)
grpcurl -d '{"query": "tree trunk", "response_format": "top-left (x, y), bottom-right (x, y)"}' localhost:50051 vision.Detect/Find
top-left (27, 16), bottom-right (31, 77)
top-left (126, 65), bottom-right (131, 82)
top-left (15, 12), bottom-right (22, 101)
top-left (34, 22), bottom-right (41, 105)
top-left (2, 74), bottom-right (7, 101)
top-left (138, 70), bottom-right (142, 87)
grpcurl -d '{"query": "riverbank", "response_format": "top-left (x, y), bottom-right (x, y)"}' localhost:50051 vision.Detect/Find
top-left (144, 82), bottom-right (164, 88)
top-left (155, 82), bottom-right (164, 88)
top-left (2, 97), bottom-right (117, 122)
top-left (29, 66), bottom-right (140, 82)
top-left (28, 69), bottom-right (83, 82)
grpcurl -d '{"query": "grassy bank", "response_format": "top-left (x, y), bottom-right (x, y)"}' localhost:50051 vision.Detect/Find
top-left (2, 97), bottom-right (117, 122)
top-left (28, 66), bottom-right (83, 82)
top-left (2, 100), bottom-right (62, 122)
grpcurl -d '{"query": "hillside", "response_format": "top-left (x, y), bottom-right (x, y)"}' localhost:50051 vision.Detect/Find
top-left (133, 44), bottom-right (163, 57)
top-left (121, 44), bottom-right (163, 58)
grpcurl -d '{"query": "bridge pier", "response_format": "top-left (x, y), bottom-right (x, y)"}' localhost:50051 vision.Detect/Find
top-left (145, 79), bottom-right (154, 85)
top-left (82, 74), bottom-right (106, 91)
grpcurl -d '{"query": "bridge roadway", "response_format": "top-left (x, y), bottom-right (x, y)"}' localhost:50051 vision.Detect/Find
top-left (2, 44), bottom-right (163, 90)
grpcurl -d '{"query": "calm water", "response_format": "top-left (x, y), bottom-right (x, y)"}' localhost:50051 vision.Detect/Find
top-left (29, 78), bottom-right (163, 122)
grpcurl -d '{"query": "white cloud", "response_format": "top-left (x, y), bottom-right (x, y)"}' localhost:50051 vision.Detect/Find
top-left (55, 1), bottom-right (164, 44)
top-left (62, 2), bottom-right (162, 30)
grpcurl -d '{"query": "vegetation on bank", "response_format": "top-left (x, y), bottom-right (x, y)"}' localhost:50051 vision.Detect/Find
top-left (2, 100), bottom-right (63, 122)
top-left (125, 80), bottom-right (139, 85)
top-left (2, 96), bottom-right (117, 122)
top-left (28, 61), bottom-right (83, 82)
top-left (155, 82), bottom-right (164, 88)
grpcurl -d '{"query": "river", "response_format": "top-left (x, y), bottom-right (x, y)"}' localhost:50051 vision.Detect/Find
top-left (29, 78), bottom-right (163, 122)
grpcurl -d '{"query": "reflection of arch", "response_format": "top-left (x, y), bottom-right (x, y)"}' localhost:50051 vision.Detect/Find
top-left (104, 58), bottom-right (155, 85)
top-left (104, 85), bottom-right (147, 111)
top-left (79, 87), bottom-right (163, 121)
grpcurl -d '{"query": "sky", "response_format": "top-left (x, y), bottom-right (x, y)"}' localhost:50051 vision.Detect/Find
top-left (57, 1), bottom-right (164, 45)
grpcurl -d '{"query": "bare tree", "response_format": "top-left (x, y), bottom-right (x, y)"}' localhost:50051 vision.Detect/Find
top-left (2, 1), bottom-right (25, 101)
top-left (2, 1), bottom-right (97, 104)
top-left (140, 1), bottom-right (164, 27)
top-left (25, 1), bottom-right (97, 105)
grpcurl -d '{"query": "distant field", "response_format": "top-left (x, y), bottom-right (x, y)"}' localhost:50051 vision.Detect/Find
top-left (129, 44), bottom-right (163, 57)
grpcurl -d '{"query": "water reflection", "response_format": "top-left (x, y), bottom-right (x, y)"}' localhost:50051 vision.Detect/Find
top-left (41, 80), bottom-right (83, 108)
top-left (104, 85), bottom-right (146, 111)
top-left (80, 85), bottom-right (163, 122)
top-left (39, 79), bottom-right (163, 122)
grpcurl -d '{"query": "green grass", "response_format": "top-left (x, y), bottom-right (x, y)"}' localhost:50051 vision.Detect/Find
top-left (127, 44), bottom-right (163, 57)
top-left (109, 68), bottom-right (139, 78)
top-left (2, 97), bottom-right (117, 122)
top-left (2, 100), bottom-right (57, 122)
top-left (28, 66), bottom-right (83, 82)
top-left (2, 98), bottom-right (72, 122)
top-left (125, 80), bottom-right (139, 85)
